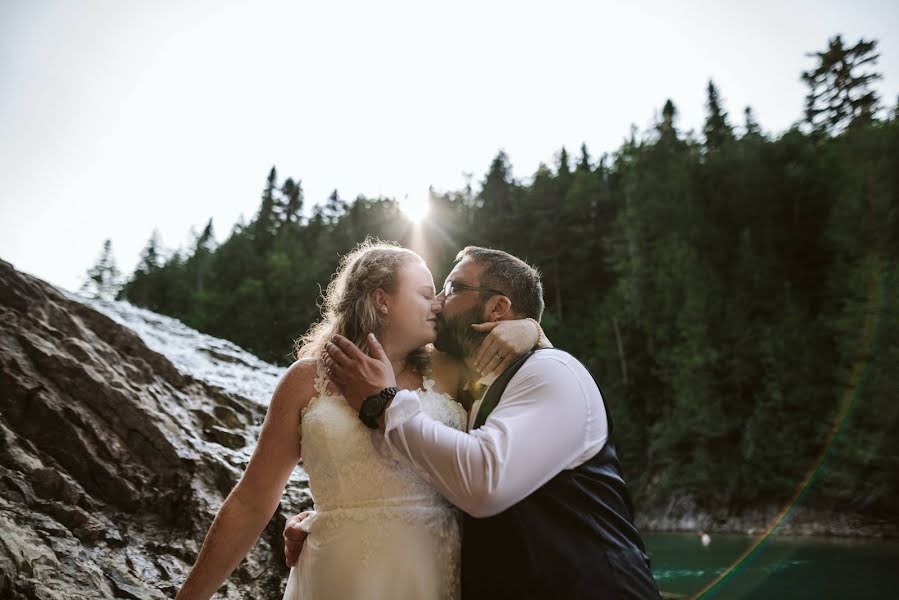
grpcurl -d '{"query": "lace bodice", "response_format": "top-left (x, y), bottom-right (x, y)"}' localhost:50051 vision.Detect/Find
top-left (300, 361), bottom-right (467, 512)
top-left (286, 362), bottom-right (466, 600)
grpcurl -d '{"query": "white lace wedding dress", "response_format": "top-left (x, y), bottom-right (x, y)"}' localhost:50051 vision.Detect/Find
top-left (283, 362), bottom-right (467, 600)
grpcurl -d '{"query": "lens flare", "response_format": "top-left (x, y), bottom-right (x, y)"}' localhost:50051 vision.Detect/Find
top-left (691, 217), bottom-right (890, 599)
top-left (399, 195), bottom-right (430, 223)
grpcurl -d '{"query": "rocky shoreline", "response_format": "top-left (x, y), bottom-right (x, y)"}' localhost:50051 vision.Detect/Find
top-left (636, 495), bottom-right (898, 539)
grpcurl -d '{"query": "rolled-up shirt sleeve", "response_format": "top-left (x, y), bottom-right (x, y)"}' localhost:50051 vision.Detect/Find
top-left (382, 354), bottom-right (600, 518)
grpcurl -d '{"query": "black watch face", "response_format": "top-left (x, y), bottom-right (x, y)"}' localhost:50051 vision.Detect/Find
top-left (362, 395), bottom-right (387, 418)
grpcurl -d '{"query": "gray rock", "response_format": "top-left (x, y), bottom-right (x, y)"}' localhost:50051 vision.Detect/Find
top-left (0, 259), bottom-right (311, 599)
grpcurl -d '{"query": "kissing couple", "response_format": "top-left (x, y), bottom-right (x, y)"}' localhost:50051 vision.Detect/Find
top-left (177, 240), bottom-right (661, 599)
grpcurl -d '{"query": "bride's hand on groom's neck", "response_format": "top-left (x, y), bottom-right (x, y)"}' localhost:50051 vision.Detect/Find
top-left (470, 318), bottom-right (543, 377)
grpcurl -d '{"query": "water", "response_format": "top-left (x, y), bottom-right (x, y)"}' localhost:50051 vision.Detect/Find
top-left (647, 532), bottom-right (899, 599)
top-left (67, 293), bottom-right (311, 500)
top-left (68, 292), bottom-right (283, 405)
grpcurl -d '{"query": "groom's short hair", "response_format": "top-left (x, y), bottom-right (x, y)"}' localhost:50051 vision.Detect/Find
top-left (456, 246), bottom-right (544, 321)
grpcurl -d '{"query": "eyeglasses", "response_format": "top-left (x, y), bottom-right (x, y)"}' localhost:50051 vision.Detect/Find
top-left (441, 279), bottom-right (506, 298)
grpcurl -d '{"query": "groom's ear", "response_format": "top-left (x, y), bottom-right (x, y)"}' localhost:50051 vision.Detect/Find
top-left (485, 295), bottom-right (513, 322)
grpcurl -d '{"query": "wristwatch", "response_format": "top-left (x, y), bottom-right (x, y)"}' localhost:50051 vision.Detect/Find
top-left (359, 387), bottom-right (400, 429)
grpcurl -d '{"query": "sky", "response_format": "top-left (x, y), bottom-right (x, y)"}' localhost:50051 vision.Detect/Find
top-left (1, 0), bottom-right (897, 292)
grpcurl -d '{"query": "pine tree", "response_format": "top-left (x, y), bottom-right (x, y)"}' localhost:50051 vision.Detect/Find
top-left (704, 80), bottom-right (734, 150)
top-left (192, 219), bottom-right (215, 292)
top-left (743, 106), bottom-right (761, 137)
top-left (282, 178), bottom-right (304, 225)
top-left (477, 151), bottom-right (516, 248)
top-left (575, 143), bottom-right (591, 174)
top-left (802, 35), bottom-right (882, 133)
top-left (136, 230), bottom-right (163, 274)
top-left (658, 99), bottom-right (680, 146)
top-left (480, 151), bottom-right (514, 212)
top-left (81, 239), bottom-right (121, 299)
top-left (319, 189), bottom-right (347, 225)
top-left (556, 146), bottom-right (572, 183)
top-left (254, 166), bottom-right (279, 253)
top-left (120, 230), bottom-right (164, 305)
top-left (195, 219), bottom-right (215, 253)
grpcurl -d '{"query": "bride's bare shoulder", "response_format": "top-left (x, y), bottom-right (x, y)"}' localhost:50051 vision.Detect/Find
top-left (275, 358), bottom-right (321, 406)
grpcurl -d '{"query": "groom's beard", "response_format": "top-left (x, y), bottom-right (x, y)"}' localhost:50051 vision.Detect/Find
top-left (434, 304), bottom-right (488, 360)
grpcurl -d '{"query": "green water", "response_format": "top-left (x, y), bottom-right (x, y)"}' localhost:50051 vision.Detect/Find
top-left (645, 532), bottom-right (899, 599)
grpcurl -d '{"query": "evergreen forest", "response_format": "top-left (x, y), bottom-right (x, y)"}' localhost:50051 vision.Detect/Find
top-left (88, 36), bottom-right (897, 521)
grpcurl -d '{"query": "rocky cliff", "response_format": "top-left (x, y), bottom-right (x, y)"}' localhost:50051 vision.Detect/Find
top-left (0, 259), bottom-right (310, 599)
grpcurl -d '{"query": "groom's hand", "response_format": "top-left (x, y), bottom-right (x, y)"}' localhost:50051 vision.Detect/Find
top-left (284, 511), bottom-right (312, 567)
top-left (324, 334), bottom-right (396, 411)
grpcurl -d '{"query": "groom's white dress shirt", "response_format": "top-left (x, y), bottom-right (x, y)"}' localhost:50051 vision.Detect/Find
top-left (381, 349), bottom-right (609, 518)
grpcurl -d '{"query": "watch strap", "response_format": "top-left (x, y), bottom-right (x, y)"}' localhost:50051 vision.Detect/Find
top-left (359, 387), bottom-right (400, 429)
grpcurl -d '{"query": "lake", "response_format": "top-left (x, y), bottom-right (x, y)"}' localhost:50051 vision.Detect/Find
top-left (646, 532), bottom-right (899, 599)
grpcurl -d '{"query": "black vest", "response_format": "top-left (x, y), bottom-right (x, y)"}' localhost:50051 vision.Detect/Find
top-left (461, 351), bottom-right (661, 600)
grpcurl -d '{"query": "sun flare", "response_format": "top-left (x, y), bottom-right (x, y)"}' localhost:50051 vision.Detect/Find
top-left (399, 195), bottom-right (430, 223)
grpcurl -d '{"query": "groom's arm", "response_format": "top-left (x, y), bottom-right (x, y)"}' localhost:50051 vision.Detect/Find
top-left (382, 353), bottom-right (606, 518)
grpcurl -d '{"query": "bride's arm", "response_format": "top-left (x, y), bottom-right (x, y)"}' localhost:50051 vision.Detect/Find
top-left (472, 318), bottom-right (552, 376)
top-left (176, 359), bottom-right (314, 600)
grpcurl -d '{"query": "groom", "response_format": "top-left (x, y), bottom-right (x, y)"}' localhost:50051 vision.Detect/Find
top-left (288, 246), bottom-right (661, 599)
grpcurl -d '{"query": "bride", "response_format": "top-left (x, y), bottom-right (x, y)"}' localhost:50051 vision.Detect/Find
top-left (175, 240), bottom-right (543, 599)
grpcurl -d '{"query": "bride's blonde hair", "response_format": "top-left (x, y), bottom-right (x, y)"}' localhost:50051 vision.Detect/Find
top-left (294, 238), bottom-right (430, 374)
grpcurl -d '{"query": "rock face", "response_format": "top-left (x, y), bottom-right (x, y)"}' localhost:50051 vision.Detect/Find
top-left (0, 259), bottom-right (311, 599)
